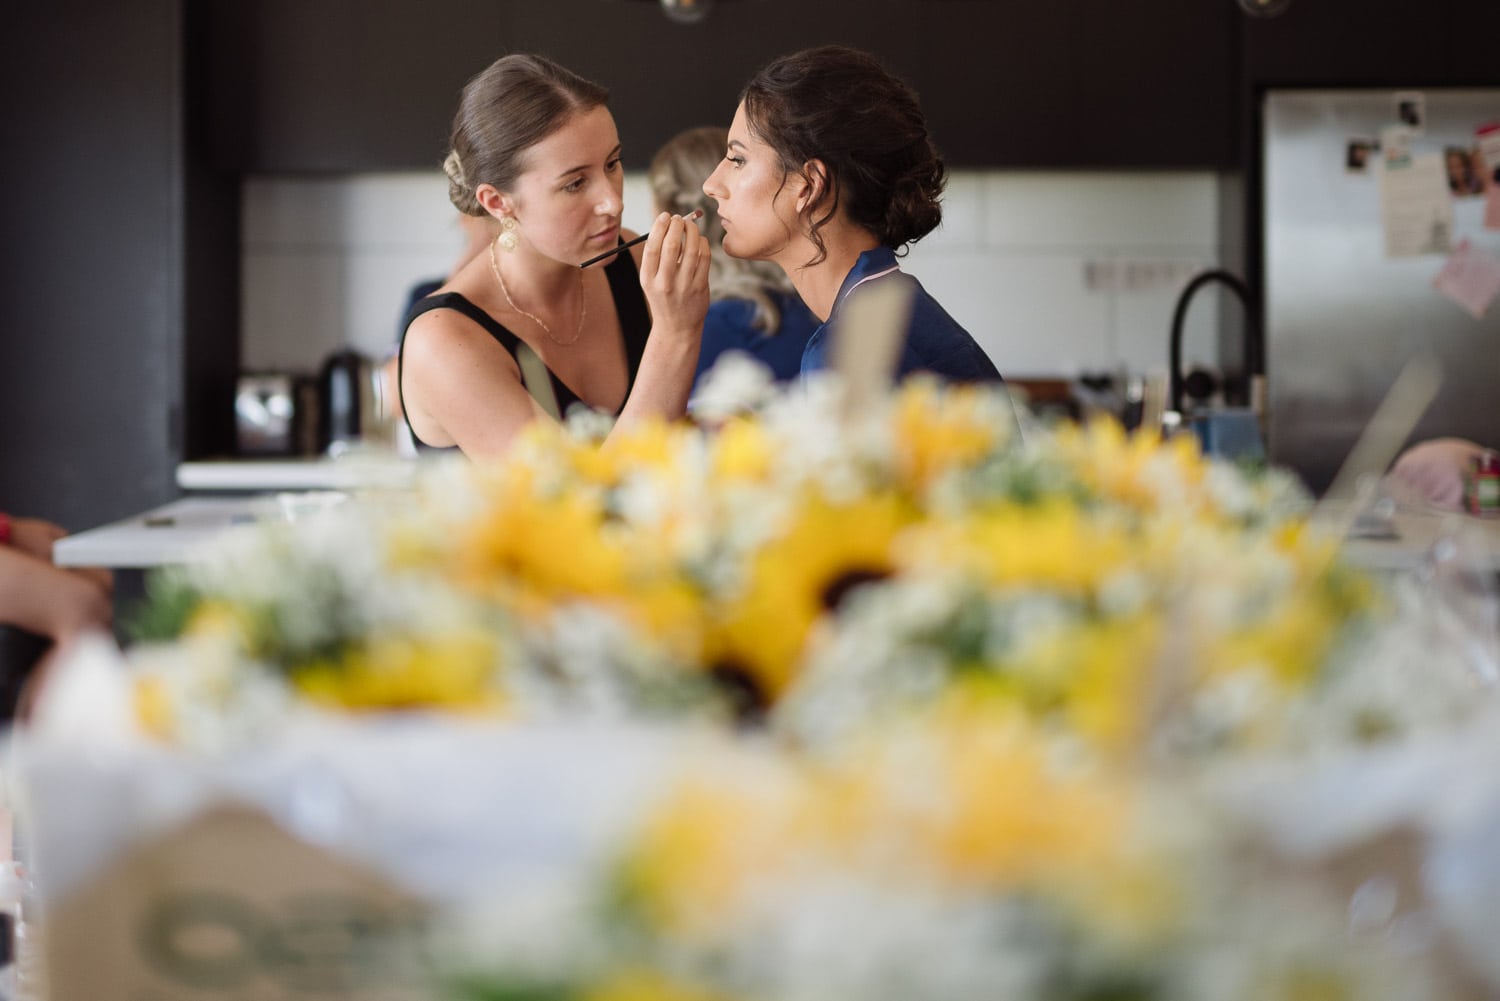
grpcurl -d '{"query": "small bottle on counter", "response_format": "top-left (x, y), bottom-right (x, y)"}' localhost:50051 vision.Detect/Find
top-left (1465, 451), bottom-right (1500, 518)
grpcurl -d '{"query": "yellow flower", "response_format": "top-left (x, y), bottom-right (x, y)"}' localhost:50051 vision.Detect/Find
top-left (133, 675), bottom-right (174, 741)
top-left (907, 699), bottom-right (1133, 887)
top-left (622, 774), bottom-right (797, 940)
top-left (903, 501), bottom-right (1134, 595)
top-left (183, 600), bottom-right (249, 646)
top-left (1055, 615), bottom-right (1167, 750)
top-left (708, 491), bottom-right (909, 703)
top-left (612, 578), bottom-right (708, 665)
top-left (1055, 418), bottom-right (1207, 514)
top-left (709, 417), bottom-right (775, 484)
top-left (292, 630), bottom-right (504, 712)
top-left (581, 969), bottom-right (745, 1001)
top-left (460, 485), bottom-right (627, 601)
top-left (601, 417), bottom-right (687, 471)
top-left (892, 379), bottom-right (1006, 490)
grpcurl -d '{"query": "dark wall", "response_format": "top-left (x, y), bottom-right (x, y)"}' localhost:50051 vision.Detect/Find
top-left (203, 0), bottom-right (1238, 173)
top-left (0, 2), bottom-right (185, 533)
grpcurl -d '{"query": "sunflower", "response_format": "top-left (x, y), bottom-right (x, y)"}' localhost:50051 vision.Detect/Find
top-left (292, 628), bottom-right (504, 712)
top-left (706, 490), bottom-right (911, 710)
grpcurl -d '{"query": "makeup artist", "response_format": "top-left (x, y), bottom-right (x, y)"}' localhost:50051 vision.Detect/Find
top-left (398, 54), bottom-right (711, 460)
top-left (702, 45), bottom-right (1001, 384)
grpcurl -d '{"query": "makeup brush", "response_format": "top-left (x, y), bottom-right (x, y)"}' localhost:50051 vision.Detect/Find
top-left (579, 209), bottom-right (703, 268)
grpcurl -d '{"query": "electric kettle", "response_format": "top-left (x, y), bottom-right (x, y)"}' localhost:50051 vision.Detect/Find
top-left (318, 349), bottom-right (375, 455)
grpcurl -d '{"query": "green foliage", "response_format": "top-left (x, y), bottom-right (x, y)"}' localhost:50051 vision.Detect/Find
top-left (125, 569), bottom-right (203, 643)
top-left (442, 975), bottom-right (576, 1001)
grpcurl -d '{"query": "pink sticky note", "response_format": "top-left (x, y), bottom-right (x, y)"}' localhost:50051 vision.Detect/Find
top-left (1434, 240), bottom-right (1500, 319)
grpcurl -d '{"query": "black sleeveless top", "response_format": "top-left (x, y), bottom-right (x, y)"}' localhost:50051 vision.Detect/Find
top-left (397, 247), bottom-right (652, 452)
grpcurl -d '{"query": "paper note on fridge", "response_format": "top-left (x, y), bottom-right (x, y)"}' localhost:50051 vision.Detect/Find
top-left (1380, 152), bottom-right (1455, 257)
top-left (1433, 240), bottom-right (1500, 320)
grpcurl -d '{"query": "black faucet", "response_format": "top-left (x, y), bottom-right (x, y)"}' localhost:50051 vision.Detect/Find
top-left (1168, 269), bottom-right (1262, 415)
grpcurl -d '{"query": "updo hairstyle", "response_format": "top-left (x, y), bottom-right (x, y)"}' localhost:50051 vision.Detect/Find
top-left (741, 45), bottom-right (946, 265)
top-left (649, 126), bottom-right (794, 335)
top-left (444, 54), bottom-right (609, 217)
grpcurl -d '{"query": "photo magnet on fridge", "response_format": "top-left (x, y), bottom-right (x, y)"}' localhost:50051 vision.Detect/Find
top-left (1394, 91), bottom-right (1426, 134)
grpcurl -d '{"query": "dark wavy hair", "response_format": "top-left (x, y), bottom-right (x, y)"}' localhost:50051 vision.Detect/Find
top-left (444, 54), bottom-right (609, 216)
top-left (741, 45), bottom-right (946, 266)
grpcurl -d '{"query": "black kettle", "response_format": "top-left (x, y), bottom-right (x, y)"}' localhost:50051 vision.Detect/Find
top-left (318, 349), bottom-right (373, 455)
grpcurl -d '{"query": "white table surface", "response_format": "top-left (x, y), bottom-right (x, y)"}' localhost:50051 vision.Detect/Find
top-left (1331, 504), bottom-right (1500, 573)
top-left (54, 491), bottom-right (1500, 574)
top-left (176, 454), bottom-right (417, 492)
top-left (53, 496), bottom-right (285, 569)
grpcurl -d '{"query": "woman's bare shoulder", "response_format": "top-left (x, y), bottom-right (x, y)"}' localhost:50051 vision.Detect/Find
top-left (399, 304), bottom-right (537, 454)
top-left (402, 306), bottom-right (519, 382)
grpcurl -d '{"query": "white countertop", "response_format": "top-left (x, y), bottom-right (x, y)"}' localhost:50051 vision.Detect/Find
top-left (54, 489), bottom-right (1500, 575)
top-left (1329, 502), bottom-right (1500, 573)
top-left (53, 496), bottom-right (289, 569)
top-left (177, 454), bottom-right (417, 492)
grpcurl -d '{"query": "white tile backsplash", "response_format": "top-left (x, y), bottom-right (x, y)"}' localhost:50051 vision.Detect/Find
top-left (923, 172), bottom-right (986, 251)
top-left (901, 249), bottom-right (1112, 378)
top-left (982, 172), bottom-right (1220, 249)
top-left (241, 251), bottom-right (346, 370)
top-left (241, 169), bottom-right (1224, 379)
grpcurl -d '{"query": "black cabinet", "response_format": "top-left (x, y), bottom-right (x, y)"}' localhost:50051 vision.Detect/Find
top-left (202, 0), bottom-right (513, 172)
top-left (911, 0), bottom-right (1236, 168)
top-left (0, 1), bottom-right (199, 532)
top-left (505, 1), bottom-right (922, 171)
top-left (1242, 0), bottom-right (1500, 87)
top-left (202, 0), bottom-right (1242, 172)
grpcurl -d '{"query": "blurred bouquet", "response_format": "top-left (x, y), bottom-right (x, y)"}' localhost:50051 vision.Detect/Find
top-left (127, 370), bottom-right (1446, 755)
top-left (436, 703), bottom-right (1454, 1001)
top-left (48, 368), bottom-right (1499, 999)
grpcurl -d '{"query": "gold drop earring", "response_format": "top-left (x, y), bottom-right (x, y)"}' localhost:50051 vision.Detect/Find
top-left (498, 216), bottom-right (519, 252)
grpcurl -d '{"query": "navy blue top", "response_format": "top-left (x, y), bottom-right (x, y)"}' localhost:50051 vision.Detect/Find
top-left (800, 247), bottom-right (1001, 384)
top-left (692, 291), bottom-right (819, 390)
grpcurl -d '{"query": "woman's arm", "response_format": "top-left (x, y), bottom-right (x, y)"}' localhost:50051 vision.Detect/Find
top-left (0, 544), bottom-right (111, 643)
top-left (612, 212), bottom-right (711, 436)
top-left (1387, 437), bottom-right (1489, 510)
top-left (5, 515), bottom-right (112, 592)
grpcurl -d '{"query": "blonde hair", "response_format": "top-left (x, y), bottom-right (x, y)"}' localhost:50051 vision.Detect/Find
top-left (648, 126), bottom-right (794, 335)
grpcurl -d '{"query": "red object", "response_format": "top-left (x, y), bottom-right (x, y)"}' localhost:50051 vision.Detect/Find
top-left (1466, 452), bottom-right (1500, 517)
top-left (0, 512), bottom-right (10, 546)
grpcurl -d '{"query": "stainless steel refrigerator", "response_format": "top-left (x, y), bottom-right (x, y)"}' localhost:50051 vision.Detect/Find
top-left (1263, 88), bottom-right (1500, 495)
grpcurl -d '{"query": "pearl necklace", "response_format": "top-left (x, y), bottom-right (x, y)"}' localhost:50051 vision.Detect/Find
top-left (488, 235), bottom-right (586, 347)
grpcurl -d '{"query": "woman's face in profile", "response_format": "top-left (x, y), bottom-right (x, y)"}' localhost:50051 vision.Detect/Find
top-left (702, 102), bottom-right (805, 264)
top-left (503, 104), bottom-right (626, 264)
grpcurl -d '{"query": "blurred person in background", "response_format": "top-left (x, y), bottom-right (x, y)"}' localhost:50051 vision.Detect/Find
top-left (1387, 436), bottom-right (1490, 510)
top-left (649, 126), bottom-right (817, 392)
top-left (0, 511), bottom-right (112, 720)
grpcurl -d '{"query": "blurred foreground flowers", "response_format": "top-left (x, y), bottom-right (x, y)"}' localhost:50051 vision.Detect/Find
top-left (44, 370), bottom-right (1500, 999)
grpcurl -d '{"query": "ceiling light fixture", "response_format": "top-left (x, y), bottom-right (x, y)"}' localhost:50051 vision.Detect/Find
top-left (1238, 0), bottom-right (1291, 18)
top-left (659, 0), bottom-right (714, 24)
